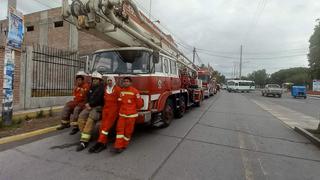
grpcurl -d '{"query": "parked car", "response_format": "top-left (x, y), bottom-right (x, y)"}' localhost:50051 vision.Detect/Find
top-left (261, 84), bottom-right (282, 98)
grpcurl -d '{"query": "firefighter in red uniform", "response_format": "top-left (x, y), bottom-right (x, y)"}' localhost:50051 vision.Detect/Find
top-left (88, 76), bottom-right (121, 153)
top-left (56, 71), bottom-right (89, 133)
top-left (112, 77), bottom-right (143, 153)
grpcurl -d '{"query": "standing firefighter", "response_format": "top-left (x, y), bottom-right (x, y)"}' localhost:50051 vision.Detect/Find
top-left (113, 77), bottom-right (143, 153)
top-left (89, 76), bottom-right (121, 153)
top-left (57, 71), bottom-right (89, 132)
top-left (76, 71), bottom-right (105, 151)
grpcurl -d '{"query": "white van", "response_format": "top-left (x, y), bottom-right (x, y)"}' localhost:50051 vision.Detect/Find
top-left (227, 80), bottom-right (255, 92)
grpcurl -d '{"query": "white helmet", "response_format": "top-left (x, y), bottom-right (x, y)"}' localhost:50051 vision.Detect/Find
top-left (76, 71), bottom-right (88, 78)
top-left (91, 71), bottom-right (103, 79)
top-left (76, 71), bottom-right (87, 77)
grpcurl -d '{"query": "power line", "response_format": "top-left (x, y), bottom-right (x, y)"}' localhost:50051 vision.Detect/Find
top-left (197, 50), bottom-right (307, 60)
top-left (245, 54), bottom-right (307, 60)
top-left (132, 0), bottom-right (194, 50)
top-left (196, 47), bottom-right (308, 56)
top-left (242, 0), bottom-right (268, 44)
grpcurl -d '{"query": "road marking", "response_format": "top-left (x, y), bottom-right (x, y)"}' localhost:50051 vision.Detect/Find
top-left (238, 132), bottom-right (254, 180)
top-left (258, 159), bottom-right (267, 177)
top-left (243, 123), bottom-right (268, 179)
top-left (0, 125), bottom-right (59, 145)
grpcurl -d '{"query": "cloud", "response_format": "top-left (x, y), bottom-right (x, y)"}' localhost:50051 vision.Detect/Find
top-left (136, 0), bottom-right (319, 77)
top-left (1, 0), bottom-right (319, 77)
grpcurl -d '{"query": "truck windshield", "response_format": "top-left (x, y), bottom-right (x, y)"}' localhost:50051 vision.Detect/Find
top-left (92, 50), bottom-right (151, 74)
top-left (199, 75), bottom-right (209, 83)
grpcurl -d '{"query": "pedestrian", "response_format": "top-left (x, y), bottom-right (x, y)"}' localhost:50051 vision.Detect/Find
top-left (56, 71), bottom-right (89, 133)
top-left (112, 77), bottom-right (143, 153)
top-left (89, 76), bottom-right (121, 153)
top-left (76, 71), bottom-right (105, 151)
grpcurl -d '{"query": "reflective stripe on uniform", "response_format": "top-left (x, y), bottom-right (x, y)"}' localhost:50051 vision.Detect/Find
top-left (116, 134), bottom-right (124, 139)
top-left (124, 136), bottom-right (130, 141)
top-left (81, 133), bottom-right (91, 140)
top-left (61, 120), bottom-right (69, 124)
top-left (101, 130), bottom-right (108, 135)
top-left (70, 122), bottom-right (78, 126)
top-left (119, 113), bottom-right (138, 118)
top-left (121, 91), bottom-right (135, 96)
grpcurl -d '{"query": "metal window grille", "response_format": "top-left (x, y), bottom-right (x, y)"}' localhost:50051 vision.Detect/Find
top-left (32, 44), bottom-right (85, 97)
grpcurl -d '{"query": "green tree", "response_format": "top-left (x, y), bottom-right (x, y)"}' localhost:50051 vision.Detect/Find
top-left (269, 67), bottom-right (310, 86)
top-left (308, 19), bottom-right (320, 79)
top-left (247, 69), bottom-right (268, 87)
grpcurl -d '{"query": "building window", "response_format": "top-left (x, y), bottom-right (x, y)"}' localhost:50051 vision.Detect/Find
top-left (54, 21), bottom-right (63, 28)
top-left (26, 26), bottom-right (34, 32)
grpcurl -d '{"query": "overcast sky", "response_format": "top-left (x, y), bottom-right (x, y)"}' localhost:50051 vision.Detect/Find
top-left (1, 0), bottom-right (319, 77)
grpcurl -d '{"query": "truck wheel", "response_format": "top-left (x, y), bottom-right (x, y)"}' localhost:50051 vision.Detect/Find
top-left (161, 99), bottom-right (174, 128)
top-left (278, 94), bottom-right (282, 98)
top-left (174, 96), bottom-right (186, 118)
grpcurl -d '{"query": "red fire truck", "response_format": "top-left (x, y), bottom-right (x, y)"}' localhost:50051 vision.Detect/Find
top-left (62, 0), bottom-right (204, 127)
top-left (198, 69), bottom-right (216, 98)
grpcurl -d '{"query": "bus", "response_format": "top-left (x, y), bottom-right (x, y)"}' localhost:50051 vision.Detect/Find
top-left (227, 80), bottom-right (255, 92)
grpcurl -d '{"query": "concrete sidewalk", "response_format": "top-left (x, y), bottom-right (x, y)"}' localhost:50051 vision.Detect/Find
top-left (308, 94), bottom-right (320, 99)
top-left (0, 106), bottom-right (63, 123)
top-left (252, 99), bottom-right (319, 130)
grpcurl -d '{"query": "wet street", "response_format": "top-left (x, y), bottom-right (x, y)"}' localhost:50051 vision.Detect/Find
top-left (1, 91), bottom-right (320, 180)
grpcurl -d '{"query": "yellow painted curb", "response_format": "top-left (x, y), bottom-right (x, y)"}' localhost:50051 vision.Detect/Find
top-left (0, 125), bottom-right (59, 145)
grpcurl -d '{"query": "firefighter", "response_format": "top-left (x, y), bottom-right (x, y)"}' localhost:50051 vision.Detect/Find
top-left (76, 71), bottom-right (105, 152)
top-left (56, 71), bottom-right (89, 132)
top-left (88, 76), bottom-right (121, 153)
top-left (112, 77), bottom-right (143, 153)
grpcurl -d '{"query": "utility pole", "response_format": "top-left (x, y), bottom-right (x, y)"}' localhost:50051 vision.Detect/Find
top-left (192, 47), bottom-right (196, 64)
top-left (239, 45), bottom-right (243, 79)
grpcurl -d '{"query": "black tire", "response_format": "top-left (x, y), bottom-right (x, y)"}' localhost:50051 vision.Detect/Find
top-left (174, 96), bottom-right (186, 118)
top-left (278, 94), bottom-right (282, 98)
top-left (161, 99), bottom-right (174, 128)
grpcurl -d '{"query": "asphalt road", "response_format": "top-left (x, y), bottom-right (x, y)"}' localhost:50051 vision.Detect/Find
top-left (1, 91), bottom-right (320, 180)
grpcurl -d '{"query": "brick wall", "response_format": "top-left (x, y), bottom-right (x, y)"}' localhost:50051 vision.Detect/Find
top-left (13, 50), bottom-right (21, 105)
top-left (78, 31), bottom-right (116, 56)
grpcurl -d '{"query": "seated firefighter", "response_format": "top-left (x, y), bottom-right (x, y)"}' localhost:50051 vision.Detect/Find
top-left (56, 71), bottom-right (90, 131)
top-left (89, 76), bottom-right (121, 153)
top-left (76, 71), bottom-right (105, 152)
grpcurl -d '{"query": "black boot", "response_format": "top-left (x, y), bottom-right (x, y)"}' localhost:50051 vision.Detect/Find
top-left (76, 142), bottom-right (88, 152)
top-left (88, 142), bottom-right (107, 153)
top-left (69, 127), bottom-right (79, 135)
top-left (56, 124), bottom-right (70, 130)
